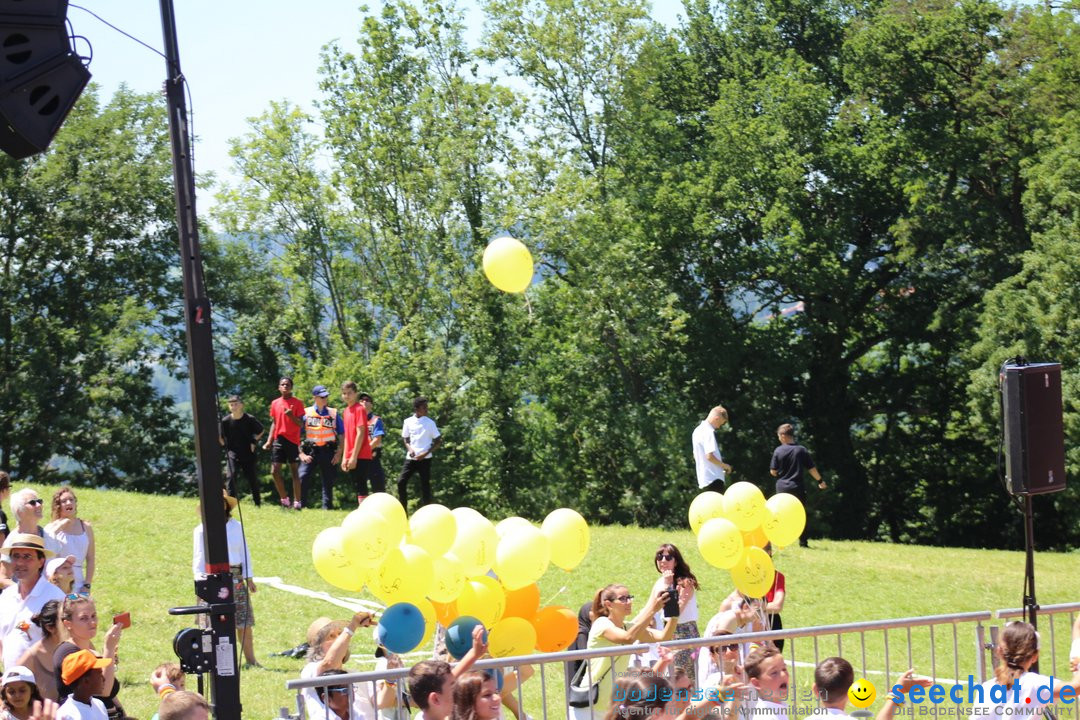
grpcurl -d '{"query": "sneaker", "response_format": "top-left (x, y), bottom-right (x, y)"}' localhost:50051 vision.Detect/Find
top-left (292, 500), bottom-right (302, 510)
top-left (357, 495), bottom-right (367, 505)
top-left (280, 497), bottom-right (291, 509)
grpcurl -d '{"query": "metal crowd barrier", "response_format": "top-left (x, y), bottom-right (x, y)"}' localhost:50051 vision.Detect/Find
top-left (283, 603), bottom-right (1080, 720)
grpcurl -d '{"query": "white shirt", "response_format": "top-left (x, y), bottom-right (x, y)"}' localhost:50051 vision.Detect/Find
top-left (692, 420), bottom-right (725, 488)
top-left (0, 573), bottom-right (66, 669)
top-left (56, 696), bottom-right (109, 720)
top-left (192, 518), bottom-right (252, 579)
top-left (301, 661), bottom-right (377, 720)
top-left (402, 415), bottom-right (441, 457)
top-left (750, 700), bottom-right (790, 720)
top-left (975, 671), bottom-right (1055, 717)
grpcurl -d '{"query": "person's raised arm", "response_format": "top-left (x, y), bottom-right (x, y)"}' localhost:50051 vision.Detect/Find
top-left (876, 669), bottom-right (932, 720)
top-left (452, 625), bottom-right (489, 678)
top-left (317, 612), bottom-right (374, 675)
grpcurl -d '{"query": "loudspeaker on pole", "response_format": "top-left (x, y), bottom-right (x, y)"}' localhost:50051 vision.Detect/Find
top-left (1002, 362), bottom-right (1066, 495)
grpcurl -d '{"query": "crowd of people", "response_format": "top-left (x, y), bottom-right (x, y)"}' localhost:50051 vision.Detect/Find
top-left (223, 379), bottom-right (441, 513)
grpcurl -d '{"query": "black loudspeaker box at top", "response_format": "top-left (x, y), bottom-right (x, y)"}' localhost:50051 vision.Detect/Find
top-left (1002, 362), bottom-right (1066, 495)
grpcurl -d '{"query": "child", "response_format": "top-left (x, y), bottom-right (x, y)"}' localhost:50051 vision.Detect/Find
top-left (56, 649), bottom-right (111, 720)
top-left (812, 657), bottom-right (854, 718)
top-left (746, 645), bottom-right (790, 720)
top-left (407, 626), bottom-right (488, 720)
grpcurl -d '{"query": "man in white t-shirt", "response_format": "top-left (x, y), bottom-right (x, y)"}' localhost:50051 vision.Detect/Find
top-left (397, 397), bottom-right (442, 508)
top-left (692, 406), bottom-right (732, 493)
top-left (0, 533), bottom-right (66, 669)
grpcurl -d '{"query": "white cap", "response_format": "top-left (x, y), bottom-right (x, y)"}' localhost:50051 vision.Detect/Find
top-left (45, 555), bottom-right (76, 579)
top-left (1, 665), bottom-right (35, 687)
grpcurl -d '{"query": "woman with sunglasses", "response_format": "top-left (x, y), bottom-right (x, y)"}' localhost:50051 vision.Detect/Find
top-left (570, 583), bottom-right (677, 720)
top-left (15, 601), bottom-right (63, 702)
top-left (651, 544), bottom-right (701, 687)
top-left (696, 609), bottom-right (752, 689)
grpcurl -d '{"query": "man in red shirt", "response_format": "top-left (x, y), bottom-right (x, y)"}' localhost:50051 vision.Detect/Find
top-left (262, 376), bottom-right (306, 509)
top-left (339, 381), bottom-right (371, 504)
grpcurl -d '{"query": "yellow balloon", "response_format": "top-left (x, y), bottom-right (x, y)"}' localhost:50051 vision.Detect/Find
top-left (449, 507), bottom-right (497, 576)
top-left (688, 491), bottom-right (726, 534)
top-left (370, 544), bottom-right (433, 605)
top-left (541, 508), bottom-right (589, 571)
top-left (763, 493), bottom-right (807, 548)
top-left (730, 546), bottom-right (775, 598)
top-left (697, 518), bottom-right (745, 570)
top-left (482, 236), bottom-right (533, 293)
top-left (493, 525), bottom-right (550, 591)
top-left (415, 597), bottom-right (437, 649)
top-left (312, 527), bottom-right (367, 591)
top-left (342, 509), bottom-right (399, 569)
top-left (409, 504), bottom-right (457, 556)
top-left (430, 552), bottom-right (467, 603)
top-left (495, 516), bottom-right (534, 539)
top-left (723, 482), bottom-right (767, 531)
top-left (361, 493), bottom-right (408, 539)
top-left (456, 575), bottom-right (506, 628)
top-left (488, 616), bottom-right (537, 658)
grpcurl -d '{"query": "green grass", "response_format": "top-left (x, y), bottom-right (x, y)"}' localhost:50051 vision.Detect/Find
top-left (35, 484), bottom-right (1080, 719)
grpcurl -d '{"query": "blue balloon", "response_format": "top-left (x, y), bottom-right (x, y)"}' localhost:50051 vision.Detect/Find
top-left (376, 603), bottom-right (425, 655)
top-left (445, 616), bottom-right (486, 660)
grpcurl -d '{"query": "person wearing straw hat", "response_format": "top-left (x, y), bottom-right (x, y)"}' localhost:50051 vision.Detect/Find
top-left (0, 534), bottom-right (65, 670)
top-left (191, 493), bottom-right (258, 668)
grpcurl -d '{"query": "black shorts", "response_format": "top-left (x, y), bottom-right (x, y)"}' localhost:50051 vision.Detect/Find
top-left (271, 438), bottom-right (299, 464)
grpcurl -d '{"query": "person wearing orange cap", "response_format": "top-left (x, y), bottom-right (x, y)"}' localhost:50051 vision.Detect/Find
top-left (56, 649), bottom-right (110, 719)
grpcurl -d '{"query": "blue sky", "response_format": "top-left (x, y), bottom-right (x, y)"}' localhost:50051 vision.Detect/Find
top-left (76, 1), bottom-right (682, 210)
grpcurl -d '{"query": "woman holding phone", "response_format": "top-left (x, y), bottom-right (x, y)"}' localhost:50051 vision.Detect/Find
top-left (650, 544), bottom-right (701, 687)
top-left (570, 583), bottom-right (678, 720)
top-left (52, 595), bottom-right (125, 718)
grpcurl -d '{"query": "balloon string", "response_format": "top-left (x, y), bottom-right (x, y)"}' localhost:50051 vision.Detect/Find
top-left (524, 293), bottom-right (533, 318)
top-left (543, 585), bottom-right (567, 606)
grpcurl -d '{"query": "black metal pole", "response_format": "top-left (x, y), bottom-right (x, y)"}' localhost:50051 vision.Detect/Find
top-left (1023, 494), bottom-right (1038, 671)
top-left (157, 1), bottom-right (241, 716)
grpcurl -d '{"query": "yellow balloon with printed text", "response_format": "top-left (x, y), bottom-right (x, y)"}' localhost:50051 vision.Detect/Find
top-left (730, 546), bottom-right (775, 598)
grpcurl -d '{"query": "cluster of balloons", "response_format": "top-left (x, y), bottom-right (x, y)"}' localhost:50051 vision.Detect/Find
top-left (689, 483), bottom-right (806, 599)
top-left (311, 494), bottom-right (589, 657)
top-left (482, 236), bottom-right (533, 293)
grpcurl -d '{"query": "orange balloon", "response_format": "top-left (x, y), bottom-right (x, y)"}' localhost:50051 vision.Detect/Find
top-left (431, 600), bottom-right (458, 627)
top-left (503, 583), bottom-right (540, 621)
top-left (531, 605), bottom-right (578, 653)
top-left (743, 526), bottom-right (769, 549)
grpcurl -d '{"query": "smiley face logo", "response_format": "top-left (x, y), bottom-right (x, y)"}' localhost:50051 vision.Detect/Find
top-left (848, 678), bottom-right (876, 708)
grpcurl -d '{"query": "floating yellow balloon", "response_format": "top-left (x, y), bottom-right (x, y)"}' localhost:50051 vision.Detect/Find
top-left (495, 516), bottom-right (534, 539)
top-left (409, 504), bottom-right (457, 556)
top-left (689, 491), bottom-right (726, 534)
top-left (430, 552), bottom-right (467, 603)
top-left (312, 527), bottom-right (367, 592)
top-left (360, 493), bottom-right (409, 540)
top-left (482, 236), bottom-right (533, 293)
top-left (723, 482), bottom-right (767, 531)
top-left (450, 508), bottom-right (498, 576)
top-left (542, 508), bottom-right (589, 571)
top-left (489, 616), bottom-right (537, 658)
top-left (494, 525), bottom-right (550, 590)
top-left (697, 517), bottom-right (745, 569)
top-left (763, 493), bottom-right (806, 548)
top-left (370, 544), bottom-right (433, 605)
top-left (532, 606), bottom-right (578, 653)
top-left (342, 510), bottom-right (399, 569)
top-left (730, 545), bottom-right (775, 598)
top-left (456, 575), bottom-right (506, 628)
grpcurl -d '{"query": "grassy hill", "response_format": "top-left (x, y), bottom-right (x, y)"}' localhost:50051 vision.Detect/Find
top-left (38, 484), bottom-right (1080, 718)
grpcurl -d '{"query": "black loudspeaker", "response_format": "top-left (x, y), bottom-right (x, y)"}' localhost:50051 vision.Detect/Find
top-left (1003, 362), bottom-right (1066, 495)
top-left (0, 0), bottom-right (86, 159)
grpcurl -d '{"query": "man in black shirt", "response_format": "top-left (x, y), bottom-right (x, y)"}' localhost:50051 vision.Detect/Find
top-left (220, 395), bottom-right (266, 506)
top-left (769, 423), bottom-right (826, 547)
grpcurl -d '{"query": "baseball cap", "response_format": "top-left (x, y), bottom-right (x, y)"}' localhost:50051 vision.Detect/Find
top-left (1, 665), bottom-right (35, 687)
top-left (61, 649), bottom-right (112, 686)
top-left (312, 385), bottom-right (330, 398)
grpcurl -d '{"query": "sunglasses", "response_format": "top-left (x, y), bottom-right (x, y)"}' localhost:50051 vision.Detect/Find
top-left (326, 687), bottom-right (350, 696)
top-left (65, 593), bottom-right (90, 601)
top-left (27, 499), bottom-right (44, 506)
top-left (615, 595), bottom-right (634, 603)
top-left (656, 553), bottom-right (674, 561)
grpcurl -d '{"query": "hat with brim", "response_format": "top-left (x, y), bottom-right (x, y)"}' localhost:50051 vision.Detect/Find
top-left (1, 665), bottom-right (35, 687)
top-left (45, 555), bottom-right (76, 578)
top-left (61, 650), bottom-right (112, 686)
top-left (2, 532), bottom-right (55, 558)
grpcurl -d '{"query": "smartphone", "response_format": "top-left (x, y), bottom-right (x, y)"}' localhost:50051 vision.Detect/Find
top-left (112, 612), bottom-right (131, 629)
top-left (663, 585), bottom-right (680, 619)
